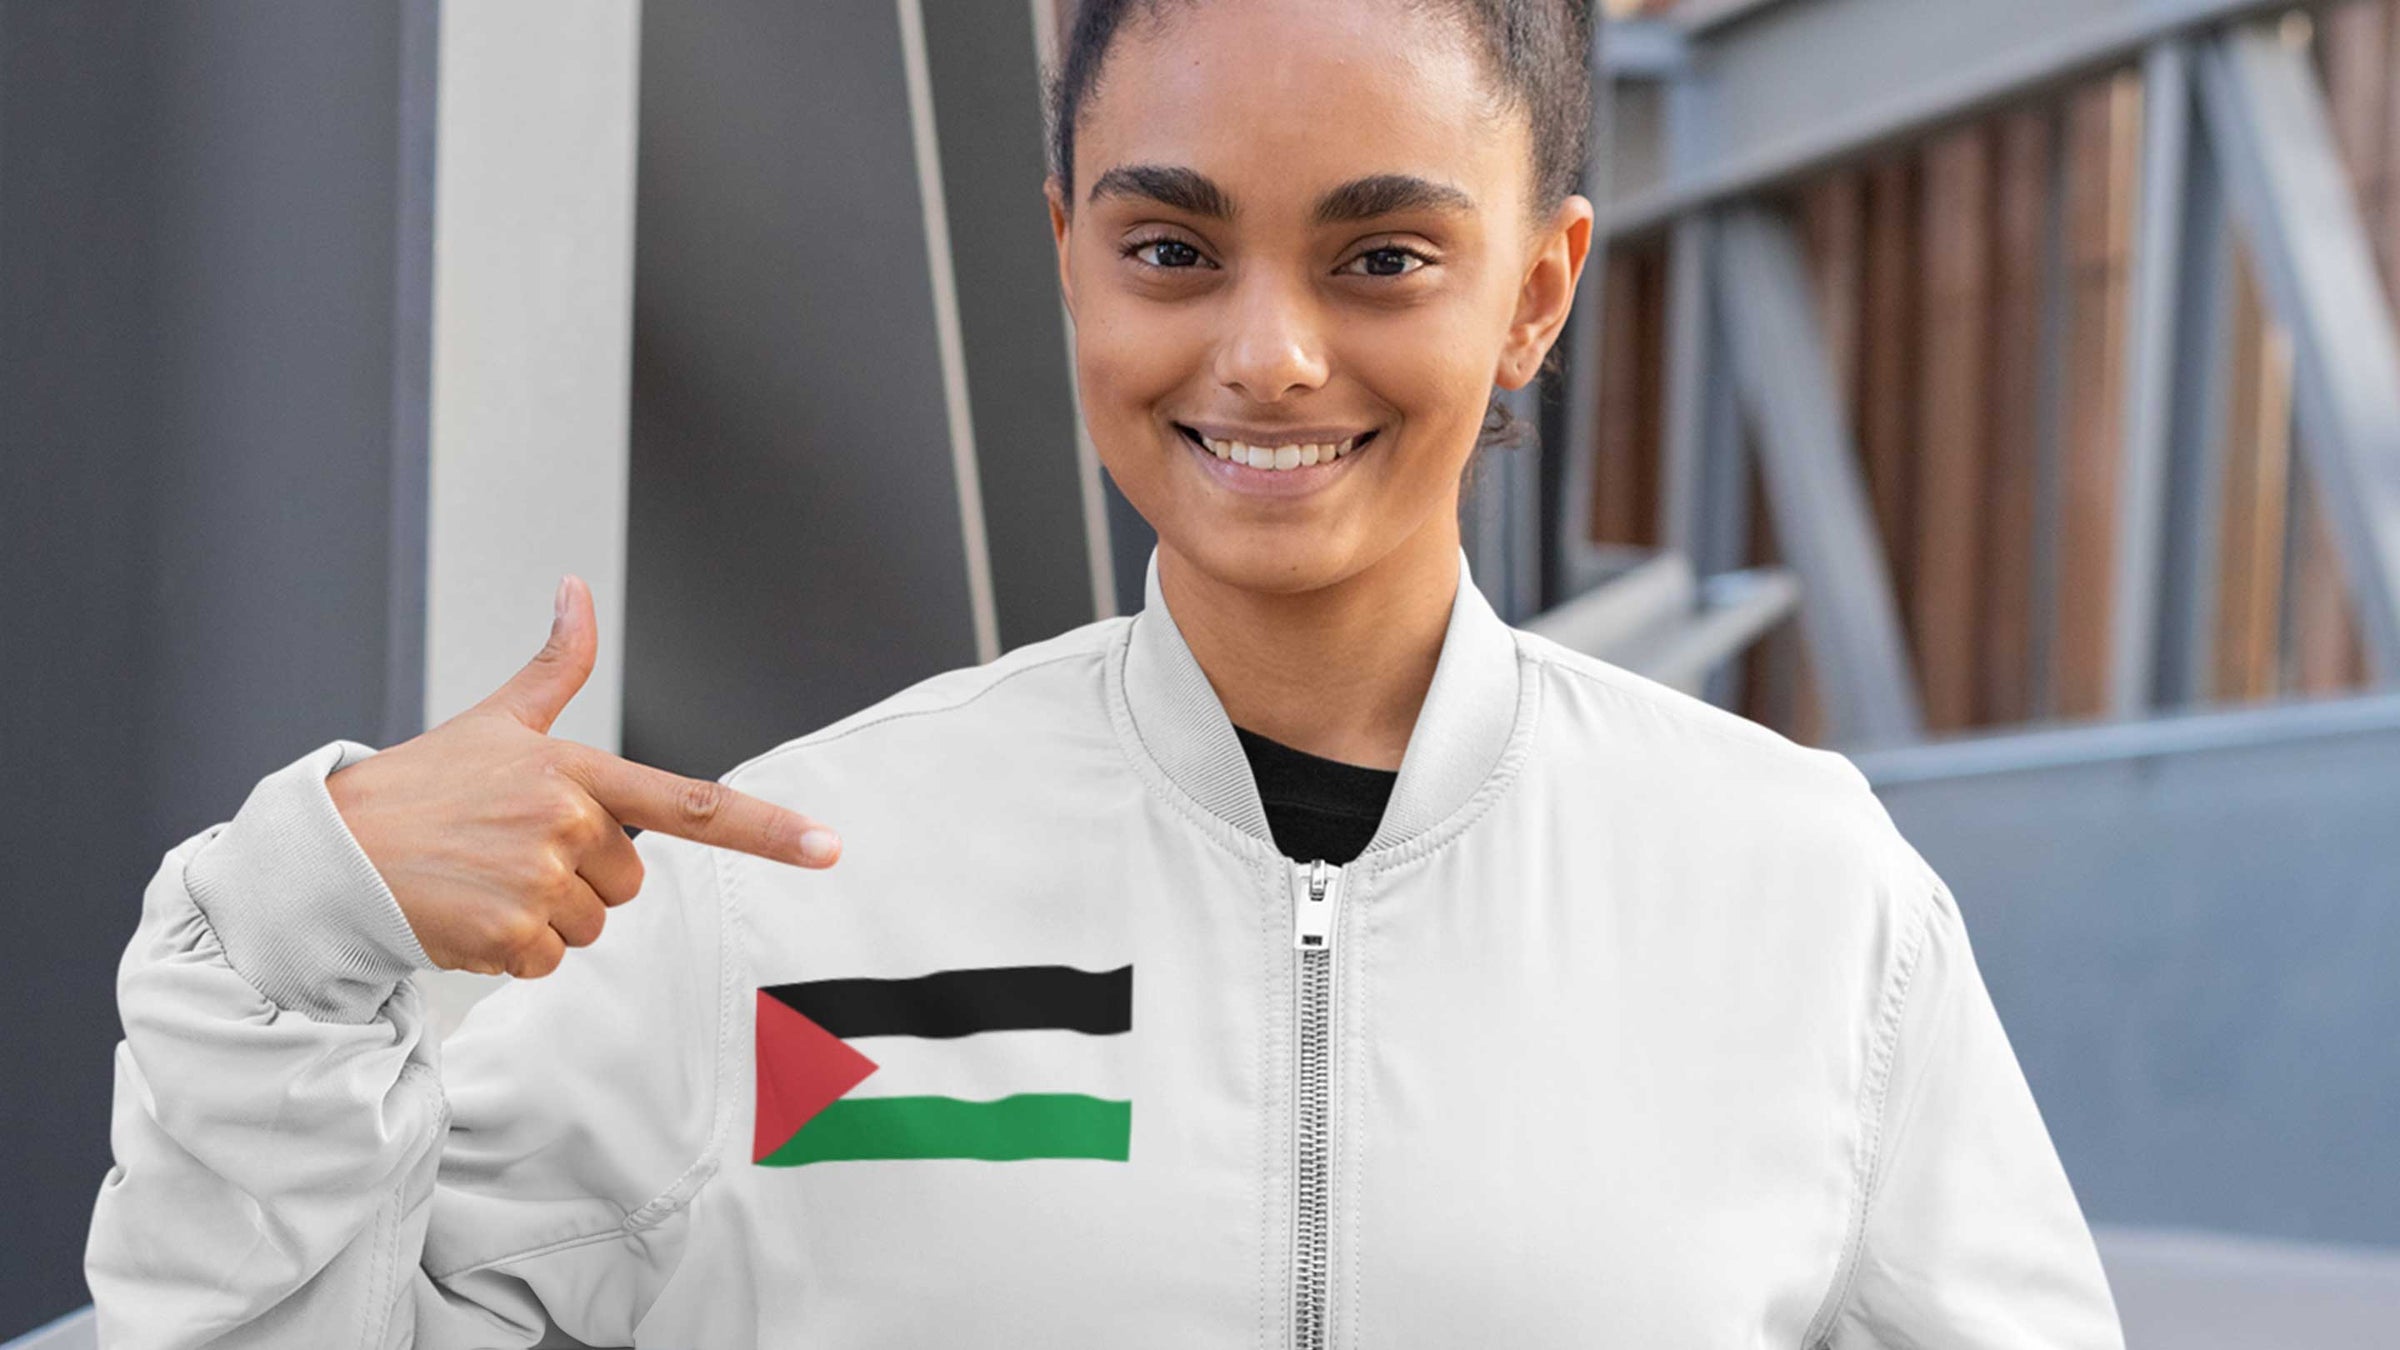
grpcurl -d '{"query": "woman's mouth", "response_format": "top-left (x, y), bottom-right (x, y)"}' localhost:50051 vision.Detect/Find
top-left (1173, 423), bottom-right (1379, 498)
top-left (1175, 423), bottom-right (1376, 470)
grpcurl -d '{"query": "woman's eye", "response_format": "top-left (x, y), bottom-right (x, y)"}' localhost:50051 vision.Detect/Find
top-left (1344, 246), bottom-right (1428, 278)
top-left (1129, 238), bottom-right (1204, 268)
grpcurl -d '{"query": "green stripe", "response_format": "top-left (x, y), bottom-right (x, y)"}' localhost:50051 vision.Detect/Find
top-left (758, 1093), bottom-right (1131, 1166)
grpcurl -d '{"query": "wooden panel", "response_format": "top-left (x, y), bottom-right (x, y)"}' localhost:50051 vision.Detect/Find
top-left (1982, 105), bottom-right (2056, 727)
top-left (1633, 246), bottom-right (1667, 550)
top-left (2052, 71), bottom-right (2144, 719)
top-left (1588, 242), bottom-right (1666, 550)
top-left (1804, 171), bottom-right (1867, 406)
top-left (2289, 472), bottom-right (2365, 692)
top-left (1911, 125), bottom-right (1995, 732)
top-left (1592, 246), bottom-right (1649, 547)
top-left (2214, 253), bottom-right (2294, 703)
top-left (2381, 0), bottom-right (2400, 292)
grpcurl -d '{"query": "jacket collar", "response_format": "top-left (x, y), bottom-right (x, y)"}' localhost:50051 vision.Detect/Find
top-left (1112, 541), bottom-right (1527, 859)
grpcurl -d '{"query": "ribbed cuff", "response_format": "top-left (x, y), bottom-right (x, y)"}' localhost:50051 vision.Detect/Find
top-left (185, 738), bottom-right (435, 1024)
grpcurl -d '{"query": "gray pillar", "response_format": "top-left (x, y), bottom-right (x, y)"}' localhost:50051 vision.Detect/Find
top-left (0, 3), bottom-right (435, 1332)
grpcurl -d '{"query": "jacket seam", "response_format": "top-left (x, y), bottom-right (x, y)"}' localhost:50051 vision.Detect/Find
top-left (1350, 642), bottom-right (1545, 887)
top-left (363, 1062), bottom-right (441, 1350)
top-left (1523, 645), bottom-right (1820, 767)
top-left (1800, 881), bottom-right (1939, 1348)
top-left (359, 1134), bottom-right (398, 1350)
top-left (427, 1222), bottom-right (652, 1282)
top-left (723, 643), bottom-right (1114, 779)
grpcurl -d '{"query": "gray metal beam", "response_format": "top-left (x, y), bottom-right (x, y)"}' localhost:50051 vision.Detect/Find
top-left (1523, 549), bottom-right (1698, 655)
top-left (1715, 206), bottom-right (1924, 747)
top-left (1522, 550), bottom-right (1798, 695)
top-left (2198, 23), bottom-right (2400, 678)
top-left (1630, 566), bottom-right (1803, 695)
top-left (1603, 0), bottom-right (2314, 239)
top-left (1549, 257), bottom-right (1627, 602)
top-left (2028, 114), bottom-right (2075, 721)
top-left (1552, 10), bottom-right (1637, 604)
top-left (2156, 81), bottom-right (2236, 710)
top-left (1599, 19), bottom-right (1687, 80)
top-left (1653, 211), bottom-right (1754, 711)
top-left (1460, 382), bottom-right (1545, 623)
top-left (1656, 215), bottom-right (1718, 565)
top-left (2109, 40), bottom-right (2197, 718)
top-left (1671, 0), bottom-right (1794, 34)
top-left (1693, 309), bottom-right (1752, 712)
top-left (1853, 685), bottom-right (2400, 785)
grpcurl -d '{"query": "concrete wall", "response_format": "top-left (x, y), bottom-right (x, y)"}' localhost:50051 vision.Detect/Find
top-left (0, 3), bottom-right (433, 1330)
top-left (1864, 695), bottom-right (2400, 1248)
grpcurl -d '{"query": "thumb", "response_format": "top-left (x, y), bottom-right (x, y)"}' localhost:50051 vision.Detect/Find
top-left (479, 574), bottom-right (597, 734)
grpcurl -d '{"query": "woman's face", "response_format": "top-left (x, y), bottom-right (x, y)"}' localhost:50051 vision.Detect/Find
top-left (1048, 0), bottom-right (1592, 597)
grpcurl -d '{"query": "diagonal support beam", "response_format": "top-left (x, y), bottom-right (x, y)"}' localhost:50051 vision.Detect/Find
top-left (2109, 41), bottom-right (2197, 717)
top-left (2197, 22), bottom-right (2400, 679)
top-left (1715, 205), bottom-right (1925, 747)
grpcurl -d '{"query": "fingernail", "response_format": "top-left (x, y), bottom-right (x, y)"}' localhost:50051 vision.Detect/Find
top-left (798, 828), bottom-right (841, 865)
top-left (553, 575), bottom-right (570, 623)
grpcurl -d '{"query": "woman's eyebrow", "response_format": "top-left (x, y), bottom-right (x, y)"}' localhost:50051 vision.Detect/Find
top-left (1085, 165), bottom-right (1475, 225)
top-left (1310, 173), bottom-right (1476, 225)
top-left (1088, 165), bottom-right (1236, 220)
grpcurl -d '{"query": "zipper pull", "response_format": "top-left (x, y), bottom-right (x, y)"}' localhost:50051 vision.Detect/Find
top-left (1293, 857), bottom-right (1341, 950)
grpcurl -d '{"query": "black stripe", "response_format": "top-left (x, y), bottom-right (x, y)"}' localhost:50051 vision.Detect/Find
top-left (764, 964), bottom-right (1132, 1040)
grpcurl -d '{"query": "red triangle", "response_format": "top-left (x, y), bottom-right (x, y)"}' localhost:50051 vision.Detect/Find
top-left (754, 991), bottom-right (880, 1163)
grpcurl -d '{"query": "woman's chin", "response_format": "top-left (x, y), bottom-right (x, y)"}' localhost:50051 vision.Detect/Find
top-left (1157, 527), bottom-right (1364, 598)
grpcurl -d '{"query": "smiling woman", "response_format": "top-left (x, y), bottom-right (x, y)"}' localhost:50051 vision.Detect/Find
top-left (86, 2), bottom-right (2124, 1347)
top-left (1042, 0), bottom-right (1595, 771)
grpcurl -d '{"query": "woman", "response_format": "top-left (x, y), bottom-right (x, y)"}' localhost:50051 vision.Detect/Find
top-left (87, 0), bottom-right (2125, 1345)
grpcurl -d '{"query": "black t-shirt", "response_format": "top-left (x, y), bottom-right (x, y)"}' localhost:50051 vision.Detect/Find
top-left (1231, 723), bottom-right (1398, 866)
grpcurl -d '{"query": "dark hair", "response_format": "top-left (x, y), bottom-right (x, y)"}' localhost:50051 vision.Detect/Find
top-left (1041, 0), bottom-right (1594, 459)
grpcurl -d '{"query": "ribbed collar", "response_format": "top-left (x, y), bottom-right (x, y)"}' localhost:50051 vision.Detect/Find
top-left (1112, 542), bottom-right (1526, 858)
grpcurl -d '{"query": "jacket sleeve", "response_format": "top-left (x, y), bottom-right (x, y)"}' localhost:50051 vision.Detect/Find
top-left (1817, 862), bottom-right (2125, 1350)
top-left (86, 738), bottom-right (733, 1349)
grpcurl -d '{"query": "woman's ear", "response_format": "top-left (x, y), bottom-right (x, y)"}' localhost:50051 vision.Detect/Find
top-left (1496, 193), bottom-right (1595, 391)
top-left (1046, 175), bottom-right (1077, 319)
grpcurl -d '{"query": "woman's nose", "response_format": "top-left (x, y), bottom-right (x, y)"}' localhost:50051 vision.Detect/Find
top-left (1211, 279), bottom-right (1330, 402)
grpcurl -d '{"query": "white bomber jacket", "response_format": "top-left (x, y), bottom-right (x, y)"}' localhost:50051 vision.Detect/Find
top-left (88, 545), bottom-right (2125, 1348)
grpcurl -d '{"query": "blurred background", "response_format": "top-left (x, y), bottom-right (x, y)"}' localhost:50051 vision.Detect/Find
top-left (5, 0), bottom-right (2399, 1343)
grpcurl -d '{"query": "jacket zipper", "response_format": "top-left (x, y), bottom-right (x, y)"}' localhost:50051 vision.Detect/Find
top-left (1290, 855), bottom-right (1345, 1350)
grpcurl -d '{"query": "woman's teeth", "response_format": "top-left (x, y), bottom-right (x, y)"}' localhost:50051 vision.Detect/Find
top-left (1196, 432), bottom-right (1362, 471)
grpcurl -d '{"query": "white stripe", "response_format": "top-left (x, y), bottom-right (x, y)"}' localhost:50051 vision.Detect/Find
top-left (843, 1026), bottom-right (1132, 1103)
top-left (896, 0), bottom-right (1001, 663)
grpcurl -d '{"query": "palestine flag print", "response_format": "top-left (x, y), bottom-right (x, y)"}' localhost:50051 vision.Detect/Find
top-left (753, 963), bottom-right (1133, 1167)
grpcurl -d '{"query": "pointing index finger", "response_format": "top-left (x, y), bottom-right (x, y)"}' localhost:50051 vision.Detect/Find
top-left (560, 746), bottom-right (838, 867)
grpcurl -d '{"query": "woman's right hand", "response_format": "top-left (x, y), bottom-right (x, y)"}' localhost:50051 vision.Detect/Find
top-left (326, 574), bottom-right (839, 978)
